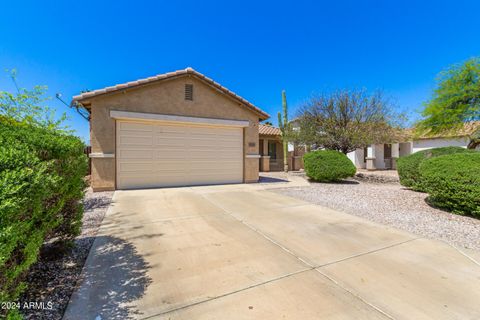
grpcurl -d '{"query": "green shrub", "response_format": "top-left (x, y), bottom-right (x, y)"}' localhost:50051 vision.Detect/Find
top-left (419, 152), bottom-right (480, 217)
top-left (303, 150), bottom-right (356, 182)
top-left (0, 118), bottom-right (87, 317)
top-left (397, 146), bottom-right (473, 191)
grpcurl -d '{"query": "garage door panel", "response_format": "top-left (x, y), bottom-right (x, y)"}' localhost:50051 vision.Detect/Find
top-left (118, 162), bottom-right (155, 173)
top-left (118, 149), bottom-right (154, 159)
top-left (117, 120), bottom-right (243, 189)
top-left (119, 135), bottom-right (153, 146)
top-left (119, 122), bottom-right (154, 132)
top-left (154, 152), bottom-right (187, 160)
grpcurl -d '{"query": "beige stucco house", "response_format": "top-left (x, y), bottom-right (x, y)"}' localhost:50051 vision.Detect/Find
top-left (73, 68), bottom-right (270, 191)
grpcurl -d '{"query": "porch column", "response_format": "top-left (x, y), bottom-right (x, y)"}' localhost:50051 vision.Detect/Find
top-left (260, 139), bottom-right (270, 172)
top-left (366, 145), bottom-right (376, 171)
top-left (391, 143), bottom-right (400, 169)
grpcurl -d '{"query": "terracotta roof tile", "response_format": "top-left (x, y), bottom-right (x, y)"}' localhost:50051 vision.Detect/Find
top-left (407, 121), bottom-right (480, 139)
top-left (72, 67), bottom-right (269, 120)
top-left (259, 124), bottom-right (281, 136)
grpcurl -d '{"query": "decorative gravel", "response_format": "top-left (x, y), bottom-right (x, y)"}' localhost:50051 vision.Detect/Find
top-left (272, 180), bottom-right (480, 251)
top-left (19, 189), bottom-right (114, 320)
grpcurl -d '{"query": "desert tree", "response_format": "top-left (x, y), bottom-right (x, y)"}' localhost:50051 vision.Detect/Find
top-left (293, 89), bottom-right (405, 154)
top-left (0, 69), bottom-right (67, 129)
top-left (416, 57), bottom-right (480, 149)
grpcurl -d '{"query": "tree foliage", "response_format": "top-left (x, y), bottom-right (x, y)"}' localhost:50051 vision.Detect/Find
top-left (293, 89), bottom-right (405, 154)
top-left (416, 57), bottom-right (480, 149)
top-left (0, 69), bottom-right (67, 130)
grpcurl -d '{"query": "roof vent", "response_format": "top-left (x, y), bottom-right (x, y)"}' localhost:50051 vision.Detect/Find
top-left (185, 84), bottom-right (193, 101)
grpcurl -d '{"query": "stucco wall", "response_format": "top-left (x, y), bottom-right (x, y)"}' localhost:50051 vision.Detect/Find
top-left (412, 137), bottom-right (469, 153)
top-left (88, 76), bottom-right (261, 190)
top-left (373, 144), bottom-right (385, 169)
top-left (347, 149), bottom-right (366, 169)
top-left (399, 142), bottom-right (412, 157)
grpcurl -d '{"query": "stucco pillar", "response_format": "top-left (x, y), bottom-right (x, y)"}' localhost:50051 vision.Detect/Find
top-left (260, 138), bottom-right (270, 172)
top-left (391, 143), bottom-right (400, 169)
top-left (260, 156), bottom-right (270, 172)
top-left (365, 145), bottom-right (376, 171)
top-left (262, 138), bottom-right (269, 156)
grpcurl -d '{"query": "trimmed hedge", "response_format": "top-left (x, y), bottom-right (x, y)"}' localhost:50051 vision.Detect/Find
top-left (0, 118), bottom-right (87, 318)
top-left (397, 146), bottom-right (473, 191)
top-left (303, 150), bottom-right (356, 182)
top-left (419, 152), bottom-right (480, 217)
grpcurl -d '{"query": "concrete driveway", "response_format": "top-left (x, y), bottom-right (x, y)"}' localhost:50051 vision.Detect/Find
top-left (64, 183), bottom-right (480, 320)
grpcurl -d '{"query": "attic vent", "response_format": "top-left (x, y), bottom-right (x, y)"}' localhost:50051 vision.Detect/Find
top-left (185, 84), bottom-right (193, 101)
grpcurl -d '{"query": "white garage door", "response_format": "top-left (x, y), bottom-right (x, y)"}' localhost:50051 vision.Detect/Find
top-left (116, 120), bottom-right (243, 189)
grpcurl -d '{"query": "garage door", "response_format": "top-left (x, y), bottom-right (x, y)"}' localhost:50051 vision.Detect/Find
top-left (116, 120), bottom-right (243, 189)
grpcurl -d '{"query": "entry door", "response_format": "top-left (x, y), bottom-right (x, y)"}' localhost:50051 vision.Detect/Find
top-left (116, 120), bottom-right (243, 189)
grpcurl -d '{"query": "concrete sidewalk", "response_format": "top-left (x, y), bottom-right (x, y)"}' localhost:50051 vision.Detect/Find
top-left (64, 184), bottom-right (480, 320)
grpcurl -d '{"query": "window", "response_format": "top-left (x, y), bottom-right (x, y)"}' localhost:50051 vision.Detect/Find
top-left (185, 84), bottom-right (193, 101)
top-left (268, 141), bottom-right (277, 159)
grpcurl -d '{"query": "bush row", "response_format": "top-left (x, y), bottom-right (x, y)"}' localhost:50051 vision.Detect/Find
top-left (396, 146), bottom-right (474, 192)
top-left (397, 147), bottom-right (480, 217)
top-left (0, 117), bottom-right (88, 318)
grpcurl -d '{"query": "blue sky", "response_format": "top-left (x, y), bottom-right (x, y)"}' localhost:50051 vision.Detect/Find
top-left (1, 0), bottom-right (479, 142)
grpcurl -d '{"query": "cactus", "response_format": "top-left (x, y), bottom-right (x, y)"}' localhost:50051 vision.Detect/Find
top-left (278, 90), bottom-right (289, 172)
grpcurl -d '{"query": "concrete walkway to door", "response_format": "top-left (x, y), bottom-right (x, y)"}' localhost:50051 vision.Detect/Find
top-left (64, 183), bottom-right (480, 320)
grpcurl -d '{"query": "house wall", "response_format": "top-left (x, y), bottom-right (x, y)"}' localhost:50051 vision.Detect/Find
top-left (347, 137), bottom-right (474, 171)
top-left (412, 137), bottom-right (469, 153)
top-left (347, 149), bottom-right (366, 169)
top-left (399, 142), bottom-right (412, 157)
top-left (88, 76), bottom-right (261, 191)
top-left (373, 144), bottom-right (385, 169)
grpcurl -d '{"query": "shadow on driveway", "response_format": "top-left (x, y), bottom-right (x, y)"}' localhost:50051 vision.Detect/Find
top-left (64, 236), bottom-right (152, 320)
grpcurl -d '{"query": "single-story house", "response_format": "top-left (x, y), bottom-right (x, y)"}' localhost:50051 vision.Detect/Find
top-left (73, 68), bottom-right (270, 191)
top-left (347, 122), bottom-right (479, 170)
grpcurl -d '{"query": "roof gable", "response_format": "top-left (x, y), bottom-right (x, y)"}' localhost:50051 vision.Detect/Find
top-left (72, 68), bottom-right (269, 120)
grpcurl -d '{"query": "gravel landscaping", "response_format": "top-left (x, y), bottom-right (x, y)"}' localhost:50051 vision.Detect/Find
top-left (271, 178), bottom-right (480, 252)
top-left (19, 189), bottom-right (113, 320)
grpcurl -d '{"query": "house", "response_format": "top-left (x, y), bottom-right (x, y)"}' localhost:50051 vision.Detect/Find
top-left (72, 68), bottom-right (270, 191)
top-left (347, 122), bottom-right (479, 170)
top-left (258, 124), bottom-right (305, 172)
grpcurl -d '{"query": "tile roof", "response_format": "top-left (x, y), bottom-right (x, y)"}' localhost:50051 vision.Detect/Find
top-left (259, 124), bottom-right (282, 136)
top-left (72, 67), bottom-right (269, 120)
top-left (406, 121), bottom-right (480, 140)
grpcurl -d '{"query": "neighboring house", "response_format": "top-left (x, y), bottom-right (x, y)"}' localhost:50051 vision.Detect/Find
top-left (347, 122), bottom-right (480, 170)
top-left (258, 124), bottom-right (305, 172)
top-left (72, 68), bottom-right (270, 191)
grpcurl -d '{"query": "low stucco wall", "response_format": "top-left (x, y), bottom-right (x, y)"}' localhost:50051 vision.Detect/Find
top-left (88, 76), bottom-right (261, 190)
